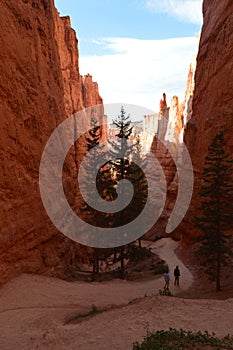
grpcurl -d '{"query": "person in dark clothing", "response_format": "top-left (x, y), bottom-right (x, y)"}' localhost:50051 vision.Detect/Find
top-left (174, 265), bottom-right (180, 286)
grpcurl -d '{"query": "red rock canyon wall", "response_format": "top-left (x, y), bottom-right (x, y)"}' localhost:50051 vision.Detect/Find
top-left (181, 0), bottom-right (233, 241)
top-left (0, 0), bottom-right (103, 283)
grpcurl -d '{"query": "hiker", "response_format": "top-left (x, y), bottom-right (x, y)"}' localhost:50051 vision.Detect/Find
top-left (163, 271), bottom-right (170, 290)
top-left (174, 265), bottom-right (180, 286)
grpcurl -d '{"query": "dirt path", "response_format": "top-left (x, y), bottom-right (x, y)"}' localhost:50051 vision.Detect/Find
top-left (0, 239), bottom-right (192, 312)
top-left (0, 238), bottom-right (232, 350)
top-left (147, 238), bottom-right (194, 293)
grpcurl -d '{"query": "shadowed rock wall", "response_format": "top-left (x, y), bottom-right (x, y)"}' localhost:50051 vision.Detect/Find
top-left (181, 0), bottom-right (233, 241)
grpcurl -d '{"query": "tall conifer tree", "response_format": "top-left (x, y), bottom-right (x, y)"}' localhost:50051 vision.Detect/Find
top-left (195, 130), bottom-right (233, 291)
top-left (109, 107), bottom-right (133, 276)
top-left (84, 117), bottom-right (115, 277)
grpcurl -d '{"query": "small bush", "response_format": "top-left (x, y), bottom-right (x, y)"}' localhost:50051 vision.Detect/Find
top-left (67, 304), bottom-right (102, 323)
top-left (154, 262), bottom-right (168, 275)
top-left (159, 289), bottom-right (172, 296)
top-left (127, 246), bottom-right (152, 262)
top-left (131, 264), bottom-right (150, 274)
top-left (133, 328), bottom-right (233, 350)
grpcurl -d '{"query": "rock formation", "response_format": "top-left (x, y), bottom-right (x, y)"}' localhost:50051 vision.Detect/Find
top-left (159, 92), bottom-right (167, 113)
top-left (143, 47), bottom-right (197, 240)
top-left (143, 94), bottom-right (183, 239)
top-left (0, 0), bottom-right (103, 283)
top-left (54, 14), bottom-right (102, 115)
top-left (144, 1), bottom-right (233, 242)
top-left (165, 95), bottom-right (183, 144)
top-left (180, 0), bottom-right (233, 241)
top-left (183, 56), bottom-right (196, 126)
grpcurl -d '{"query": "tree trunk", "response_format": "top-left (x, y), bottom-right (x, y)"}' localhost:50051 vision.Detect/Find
top-left (96, 249), bottom-right (99, 275)
top-left (138, 238), bottom-right (142, 247)
top-left (113, 250), bottom-right (117, 263)
top-left (120, 246), bottom-right (124, 278)
top-left (92, 249), bottom-right (99, 280)
top-left (216, 210), bottom-right (221, 291)
top-left (216, 245), bottom-right (221, 291)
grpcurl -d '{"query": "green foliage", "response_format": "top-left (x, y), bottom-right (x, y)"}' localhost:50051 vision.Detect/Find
top-left (66, 303), bottom-right (122, 323)
top-left (133, 328), bottom-right (233, 350)
top-left (83, 117), bottom-right (117, 273)
top-left (85, 117), bottom-right (117, 213)
top-left (109, 106), bottom-right (134, 163)
top-left (86, 118), bottom-right (102, 152)
top-left (110, 107), bottom-right (148, 227)
top-left (194, 130), bottom-right (233, 291)
top-left (109, 107), bottom-right (134, 188)
top-left (127, 139), bottom-right (148, 222)
top-left (67, 304), bottom-right (102, 322)
top-left (127, 245), bottom-right (152, 262)
top-left (108, 106), bottom-right (148, 276)
top-left (154, 262), bottom-right (168, 275)
top-left (158, 289), bottom-right (172, 296)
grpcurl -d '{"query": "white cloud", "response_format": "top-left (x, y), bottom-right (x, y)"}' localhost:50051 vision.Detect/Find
top-left (146, 0), bottom-right (203, 25)
top-left (79, 37), bottom-right (199, 119)
top-left (91, 39), bottom-right (103, 45)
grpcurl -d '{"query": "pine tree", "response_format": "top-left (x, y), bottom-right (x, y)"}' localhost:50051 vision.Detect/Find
top-left (131, 136), bottom-right (148, 246)
top-left (108, 106), bottom-right (134, 277)
top-left (83, 117), bottom-right (102, 277)
top-left (109, 106), bottom-right (134, 180)
top-left (84, 117), bottom-right (116, 211)
top-left (83, 117), bottom-right (116, 278)
top-left (195, 130), bottom-right (233, 291)
top-left (109, 107), bottom-right (148, 276)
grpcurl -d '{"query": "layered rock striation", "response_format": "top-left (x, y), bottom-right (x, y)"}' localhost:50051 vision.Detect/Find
top-left (0, 0), bottom-right (103, 283)
top-left (180, 0), bottom-right (233, 241)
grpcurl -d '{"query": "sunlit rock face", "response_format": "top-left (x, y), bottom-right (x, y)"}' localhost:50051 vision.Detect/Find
top-left (54, 13), bottom-right (103, 114)
top-left (142, 53), bottom-right (196, 240)
top-left (142, 94), bottom-right (183, 239)
top-left (165, 96), bottom-right (183, 144)
top-left (0, 0), bottom-right (103, 283)
top-left (183, 57), bottom-right (196, 126)
top-left (143, 1), bottom-right (233, 242)
top-left (179, 0), bottom-right (233, 242)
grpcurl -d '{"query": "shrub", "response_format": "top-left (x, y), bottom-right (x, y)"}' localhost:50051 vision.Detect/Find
top-left (159, 289), bottom-right (172, 296)
top-left (127, 246), bottom-right (152, 262)
top-left (154, 262), bottom-right (168, 275)
top-left (133, 328), bottom-right (233, 350)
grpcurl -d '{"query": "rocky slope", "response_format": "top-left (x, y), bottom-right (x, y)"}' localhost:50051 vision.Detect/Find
top-left (0, 0), bottom-right (103, 283)
top-left (180, 0), bottom-right (233, 241)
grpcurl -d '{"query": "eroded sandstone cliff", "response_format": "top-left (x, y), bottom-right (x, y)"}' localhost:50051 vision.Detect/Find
top-left (0, 0), bottom-right (103, 283)
top-left (143, 94), bottom-right (183, 239)
top-left (145, 1), bottom-right (233, 242)
top-left (180, 0), bottom-right (233, 241)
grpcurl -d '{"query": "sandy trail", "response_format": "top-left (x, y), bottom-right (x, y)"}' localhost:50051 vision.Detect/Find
top-left (0, 238), bottom-right (232, 350)
top-left (0, 239), bottom-right (191, 313)
top-left (146, 238), bottom-right (194, 292)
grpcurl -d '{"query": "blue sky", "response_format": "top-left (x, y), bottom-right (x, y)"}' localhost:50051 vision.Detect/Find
top-left (54, 0), bottom-right (202, 115)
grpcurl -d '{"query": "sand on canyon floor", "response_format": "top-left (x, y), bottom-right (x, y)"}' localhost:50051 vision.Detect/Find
top-left (0, 238), bottom-right (232, 350)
